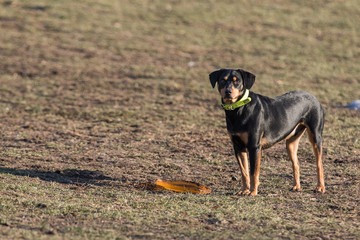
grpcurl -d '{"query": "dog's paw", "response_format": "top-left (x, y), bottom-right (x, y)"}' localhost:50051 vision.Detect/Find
top-left (315, 185), bottom-right (325, 193)
top-left (236, 189), bottom-right (251, 195)
top-left (249, 191), bottom-right (258, 196)
top-left (289, 185), bottom-right (301, 192)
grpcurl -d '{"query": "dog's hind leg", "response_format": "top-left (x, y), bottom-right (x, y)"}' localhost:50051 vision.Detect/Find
top-left (307, 128), bottom-right (325, 193)
top-left (305, 108), bottom-right (325, 193)
top-left (286, 125), bottom-right (306, 191)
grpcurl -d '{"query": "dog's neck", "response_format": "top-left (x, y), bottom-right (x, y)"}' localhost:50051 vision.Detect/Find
top-left (221, 89), bottom-right (251, 111)
top-left (223, 90), bottom-right (254, 133)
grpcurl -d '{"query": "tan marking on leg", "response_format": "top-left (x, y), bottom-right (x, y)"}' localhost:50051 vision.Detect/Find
top-left (286, 128), bottom-right (306, 191)
top-left (236, 151), bottom-right (250, 195)
top-left (307, 130), bottom-right (325, 193)
top-left (250, 148), bottom-right (261, 196)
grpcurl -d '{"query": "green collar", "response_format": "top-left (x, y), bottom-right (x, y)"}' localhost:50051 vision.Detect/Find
top-left (221, 89), bottom-right (251, 111)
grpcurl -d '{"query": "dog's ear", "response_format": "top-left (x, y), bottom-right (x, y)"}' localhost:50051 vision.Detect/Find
top-left (237, 69), bottom-right (256, 89)
top-left (209, 69), bottom-right (224, 88)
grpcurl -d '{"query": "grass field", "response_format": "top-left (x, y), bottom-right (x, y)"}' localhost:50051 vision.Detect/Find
top-left (0, 0), bottom-right (359, 239)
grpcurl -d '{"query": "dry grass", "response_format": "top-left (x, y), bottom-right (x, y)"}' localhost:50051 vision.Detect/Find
top-left (0, 0), bottom-right (359, 239)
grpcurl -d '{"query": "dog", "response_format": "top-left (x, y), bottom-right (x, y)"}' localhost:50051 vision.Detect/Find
top-left (209, 69), bottom-right (325, 196)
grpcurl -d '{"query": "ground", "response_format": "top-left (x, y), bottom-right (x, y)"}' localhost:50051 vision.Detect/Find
top-left (0, 0), bottom-right (359, 239)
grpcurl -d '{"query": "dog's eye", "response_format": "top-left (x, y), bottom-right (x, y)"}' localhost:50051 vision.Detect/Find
top-left (233, 77), bottom-right (237, 81)
top-left (224, 76), bottom-right (228, 81)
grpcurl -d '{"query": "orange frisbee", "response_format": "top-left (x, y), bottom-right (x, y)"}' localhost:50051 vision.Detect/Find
top-left (156, 179), bottom-right (211, 194)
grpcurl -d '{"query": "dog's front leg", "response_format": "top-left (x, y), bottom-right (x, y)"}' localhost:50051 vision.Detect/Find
top-left (248, 146), bottom-right (262, 196)
top-left (234, 147), bottom-right (250, 195)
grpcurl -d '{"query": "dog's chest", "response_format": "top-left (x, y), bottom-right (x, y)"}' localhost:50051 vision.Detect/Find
top-left (229, 131), bottom-right (275, 149)
top-left (229, 132), bottom-right (249, 146)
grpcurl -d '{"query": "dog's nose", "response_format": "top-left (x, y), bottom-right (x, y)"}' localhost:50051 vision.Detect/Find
top-left (225, 89), bottom-right (232, 96)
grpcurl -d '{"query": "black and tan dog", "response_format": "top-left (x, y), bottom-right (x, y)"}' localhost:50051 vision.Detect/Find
top-left (209, 69), bottom-right (325, 196)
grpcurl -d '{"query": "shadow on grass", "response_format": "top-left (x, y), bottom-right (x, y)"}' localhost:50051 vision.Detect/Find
top-left (0, 167), bottom-right (117, 186)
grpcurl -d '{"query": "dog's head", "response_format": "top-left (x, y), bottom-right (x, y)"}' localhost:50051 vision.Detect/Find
top-left (209, 69), bottom-right (255, 104)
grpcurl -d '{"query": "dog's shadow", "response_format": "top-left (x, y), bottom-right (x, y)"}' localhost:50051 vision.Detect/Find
top-left (0, 167), bottom-right (117, 187)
